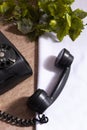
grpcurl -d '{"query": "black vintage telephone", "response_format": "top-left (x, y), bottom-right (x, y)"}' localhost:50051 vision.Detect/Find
top-left (0, 31), bottom-right (32, 94)
top-left (0, 31), bottom-right (74, 127)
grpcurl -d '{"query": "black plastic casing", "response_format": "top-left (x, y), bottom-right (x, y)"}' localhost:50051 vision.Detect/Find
top-left (0, 31), bottom-right (32, 94)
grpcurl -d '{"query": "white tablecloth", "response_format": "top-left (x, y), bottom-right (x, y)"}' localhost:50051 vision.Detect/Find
top-left (36, 0), bottom-right (87, 130)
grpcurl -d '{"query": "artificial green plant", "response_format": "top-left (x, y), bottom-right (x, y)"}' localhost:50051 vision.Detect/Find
top-left (0, 0), bottom-right (87, 41)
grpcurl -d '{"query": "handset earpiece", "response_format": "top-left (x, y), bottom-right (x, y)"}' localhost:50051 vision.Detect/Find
top-left (27, 48), bottom-right (74, 114)
top-left (50, 48), bottom-right (74, 103)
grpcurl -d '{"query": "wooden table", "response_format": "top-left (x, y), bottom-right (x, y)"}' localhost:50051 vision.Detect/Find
top-left (0, 24), bottom-right (38, 130)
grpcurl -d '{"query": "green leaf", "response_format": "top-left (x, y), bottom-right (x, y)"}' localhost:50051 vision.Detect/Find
top-left (0, 0), bottom-right (3, 4)
top-left (12, 6), bottom-right (22, 19)
top-left (0, 0), bottom-right (15, 17)
top-left (56, 18), bottom-right (70, 41)
top-left (0, 2), bottom-right (9, 14)
top-left (48, 2), bottom-right (66, 17)
top-left (69, 16), bottom-right (84, 41)
top-left (65, 13), bottom-right (71, 27)
top-left (17, 18), bottom-right (33, 34)
top-left (62, 0), bottom-right (75, 4)
top-left (73, 9), bottom-right (87, 19)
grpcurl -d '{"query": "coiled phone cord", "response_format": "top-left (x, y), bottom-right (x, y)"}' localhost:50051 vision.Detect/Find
top-left (0, 110), bottom-right (48, 127)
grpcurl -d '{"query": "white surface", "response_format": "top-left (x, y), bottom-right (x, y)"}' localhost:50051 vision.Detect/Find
top-left (36, 0), bottom-right (87, 130)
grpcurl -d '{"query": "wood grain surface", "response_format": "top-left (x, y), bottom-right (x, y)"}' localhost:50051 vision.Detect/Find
top-left (0, 24), bottom-right (38, 130)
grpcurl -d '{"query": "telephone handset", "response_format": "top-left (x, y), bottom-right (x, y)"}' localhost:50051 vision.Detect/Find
top-left (27, 48), bottom-right (74, 114)
top-left (0, 31), bottom-right (74, 127)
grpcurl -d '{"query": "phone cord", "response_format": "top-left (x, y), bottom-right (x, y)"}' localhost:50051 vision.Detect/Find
top-left (0, 110), bottom-right (48, 127)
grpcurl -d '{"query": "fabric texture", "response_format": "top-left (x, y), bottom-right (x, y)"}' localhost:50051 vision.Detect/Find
top-left (36, 0), bottom-right (87, 130)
